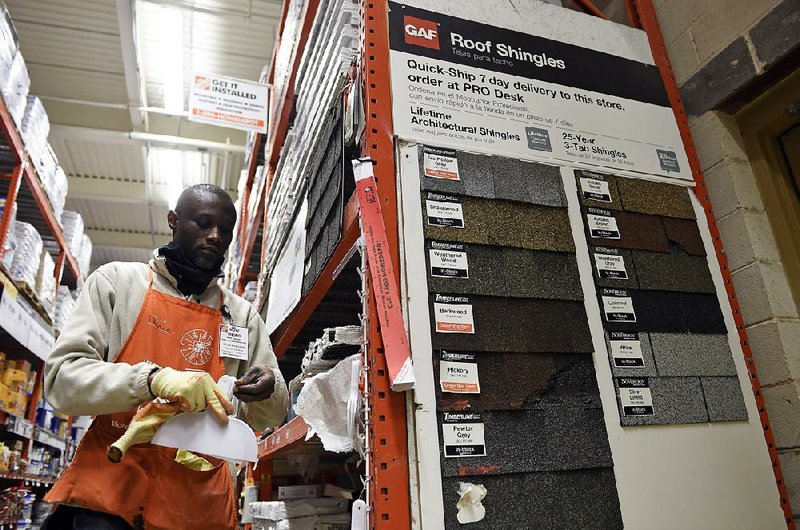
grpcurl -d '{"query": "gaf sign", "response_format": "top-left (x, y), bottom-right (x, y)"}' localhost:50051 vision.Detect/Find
top-left (403, 15), bottom-right (440, 50)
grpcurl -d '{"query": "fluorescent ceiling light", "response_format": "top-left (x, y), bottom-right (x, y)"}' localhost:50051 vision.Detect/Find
top-left (149, 148), bottom-right (185, 209)
top-left (159, 6), bottom-right (185, 112)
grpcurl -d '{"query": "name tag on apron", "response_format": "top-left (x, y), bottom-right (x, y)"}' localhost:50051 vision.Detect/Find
top-left (219, 324), bottom-right (249, 360)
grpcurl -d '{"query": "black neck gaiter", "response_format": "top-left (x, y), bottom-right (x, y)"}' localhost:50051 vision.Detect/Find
top-left (158, 242), bottom-right (222, 296)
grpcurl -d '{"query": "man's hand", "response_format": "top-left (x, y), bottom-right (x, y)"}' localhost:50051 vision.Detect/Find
top-left (107, 401), bottom-right (182, 462)
top-left (233, 366), bottom-right (276, 403)
top-left (149, 367), bottom-right (234, 424)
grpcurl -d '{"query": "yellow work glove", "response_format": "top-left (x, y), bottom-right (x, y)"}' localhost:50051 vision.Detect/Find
top-left (107, 401), bottom-right (182, 463)
top-left (150, 368), bottom-right (234, 425)
top-left (175, 449), bottom-right (214, 471)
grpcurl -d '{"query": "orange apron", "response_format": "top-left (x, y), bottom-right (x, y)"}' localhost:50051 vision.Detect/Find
top-left (46, 270), bottom-right (237, 530)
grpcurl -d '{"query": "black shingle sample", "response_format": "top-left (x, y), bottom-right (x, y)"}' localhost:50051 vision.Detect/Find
top-left (604, 331), bottom-right (658, 377)
top-left (631, 250), bottom-right (715, 293)
top-left (586, 210), bottom-right (671, 253)
top-left (424, 242), bottom-right (582, 300)
top-left (576, 170), bottom-right (623, 211)
top-left (492, 157), bottom-right (564, 207)
top-left (441, 469), bottom-right (623, 530)
top-left (663, 217), bottom-right (707, 256)
top-left (618, 377), bottom-right (709, 426)
top-left (602, 290), bottom-right (726, 334)
top-left (590, 246), bottom-right (640, 290)
top-left (701, 377), bottom-right (749, 422)
top-left (429, 295), bottom-right (593, 353)
top-left (436, 352), bottom-right (599, 411)
top-left (423, 195), bottom-right (574, 252)
top-left (439, 406), bottom-right (612, 477)
top-left (616, 177), bottom-right (696, 219)
top-left (649, 332), bottom-right (737, 377)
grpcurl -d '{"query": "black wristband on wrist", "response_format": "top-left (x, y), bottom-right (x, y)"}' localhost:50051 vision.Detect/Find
top-left (147, 366), bottom-right (161, 398)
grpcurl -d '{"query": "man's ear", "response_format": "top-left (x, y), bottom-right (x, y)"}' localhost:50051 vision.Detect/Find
top-left (167, 210), bottom-right (178, 231)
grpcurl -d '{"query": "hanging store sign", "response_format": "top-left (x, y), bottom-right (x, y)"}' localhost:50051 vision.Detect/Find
top-left (442, 412), bottom-right (486, 457)
top-left (189, 73), bottom-right (269, 133)
top-left (617, 377), bottom-right (654, 416)
top-left (439, 351), bottom-right (480, 393)
top-left (388, 2), bottom-right (692, 181)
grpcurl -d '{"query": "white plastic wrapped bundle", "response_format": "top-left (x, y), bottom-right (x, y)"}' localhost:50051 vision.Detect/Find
top-left (20, 96), bottom-right (50, 153)
top-left (60, 210), bottom-right (84, 258)
top-left (77, 233), bottom-right (92, 278)
top-left (2, 52), bottom-right (29, 128)
top-left (0, 197), bottom-right (16, 268)
top-left (34, 143), bottom-right (58, 197)
top-left (53, 286), bottom-right (76, 332)
top-left (0, 3), bottom-right (17, 88)
top-left (9, 221), bottom-right (42, 287)
top-left (36, 249), bottom-right (55, 317)
top-left (47, 166), bottom-right (68, 223)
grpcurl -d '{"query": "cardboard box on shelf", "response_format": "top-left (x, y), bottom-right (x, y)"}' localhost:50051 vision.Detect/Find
top-left (2, 368), bottom-right (28, 389)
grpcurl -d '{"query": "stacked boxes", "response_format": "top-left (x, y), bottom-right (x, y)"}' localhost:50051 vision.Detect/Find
top-left (574, 169), bottom-right (747, 425)
top-left (414, 146), bottom-right (623, 529)
top-left (0, 353), bottom-right (34, 418)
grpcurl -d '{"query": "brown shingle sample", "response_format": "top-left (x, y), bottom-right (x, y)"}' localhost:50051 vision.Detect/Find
top-left (423, 195), bottom-right (574, 252)
top-left (617, 377), bottom-right (710, 426)
top-left (441, 469), bottom-right (623, 530)
top-left (649, 332), bottom-right (737, 377)
top-left (435, 352), bottom-right (599, 411)
top-left (631, 250), bottom-right (715, 293)
top-left (586, 210), bottom-right (670, 253)
top-left (616, 177), bottom-right (696, 219)
top-left (429, 295), bottom-right (593, 353)
top-left (663, 217), bottom-right (707, 256)
top-left (701, 377), bottom-right (749, 422)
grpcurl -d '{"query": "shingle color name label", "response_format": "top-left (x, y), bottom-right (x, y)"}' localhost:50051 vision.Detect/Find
top-left (423, 145), bottom-right (460, 180)
top-left (601, 288), bottom-right (636, 322)
top-left (618, 377), bottom-right (654, 416)
top-left (434, 294), bottom-right (475, 334)
top-left (442, 412), bottom-right (486, 458)
top-left (580, 177), bottom-right (612, 202)
top-left (425, 192), bottom-right (464, 228)
top-left (609, 331), bottom-right (644, 368)
top-left (586, 208), bottom-right (620, 239)
top-left (428, 241), bottom-right (469, 278)
top-left (439, 351), bottom-right (480, 394)
top-left (593, 248), bottom-right (628, 279)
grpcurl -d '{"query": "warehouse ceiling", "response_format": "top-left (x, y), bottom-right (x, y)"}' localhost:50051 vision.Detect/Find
top-left (4, 0), bottom-right (281, 268)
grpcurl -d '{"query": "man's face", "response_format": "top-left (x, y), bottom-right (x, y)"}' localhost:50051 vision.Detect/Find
top-left (168, 192), bottom-right (237, 270)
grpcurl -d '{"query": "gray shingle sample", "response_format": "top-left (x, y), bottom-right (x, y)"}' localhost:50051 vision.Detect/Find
top-left (585, 210), bottom-right (671, 253)
top-left (429, 295), bottom-right (593, 353)
top-left (649, 332), bottom-right (737, 377)
top-left (424, 243), bottom-right (582, 299)
top-left (618, 377), bottom-right (709, 426)
top-left (663, 217), bottom-right (707, 256)
top-left (631, 250), bottom-right (715, 293)
top-left (616, 177), bottom-right (696, 219)
top-left (419, 148), bottom-right (495, 199)
top-left (422, 195), bottom-right (575, 252)
top-left (576, 170), bottom-right (623, 211)
top-left (605, 331), bottom-right (658, 377)
top-left (590, 246), bottom-right (640, 290)
top-left (492, 157), bottom-right (564, 207)
top-left (439, 406), bottom-right (612, 477)
top-left (701, 377), bottom-right (749, 422)
top-left (436, 352), bottom-right (599, 411)
top-left (441, 469), bottom-right (623, 530)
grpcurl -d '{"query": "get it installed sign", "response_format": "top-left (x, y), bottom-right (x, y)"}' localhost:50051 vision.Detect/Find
top-left (388, 2), bottom-right (692, 181)
top-left (188, 73), bottom-right (269, 133)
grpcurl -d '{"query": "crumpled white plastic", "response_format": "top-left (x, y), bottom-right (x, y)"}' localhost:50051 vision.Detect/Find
top-left (456, 482), bottom-right (487, 524)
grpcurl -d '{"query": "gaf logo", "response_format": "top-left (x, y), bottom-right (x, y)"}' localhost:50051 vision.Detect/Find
top-left (404, 15), bottom-right (440, 50)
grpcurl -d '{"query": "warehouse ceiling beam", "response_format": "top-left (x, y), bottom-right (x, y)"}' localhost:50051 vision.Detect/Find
top-left (116, 0), bottom-right (148, 132)
top-left (49, 124), bottom-right (246, 153)
top-left (85, 228), bottom-right (169, 250)
top-left (67, 175), bottom-right (169, 205)
top-left (137, 0), bottom-right (281, 21)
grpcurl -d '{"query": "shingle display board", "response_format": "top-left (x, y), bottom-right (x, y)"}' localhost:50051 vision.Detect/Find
top-left (574, 168), bottom-right (747, 426)
top-left (415, 147), bottom-right (622, 529)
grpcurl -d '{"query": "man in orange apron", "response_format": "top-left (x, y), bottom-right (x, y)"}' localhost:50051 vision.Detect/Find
top-left (41, 184), bottom-right (289, 529)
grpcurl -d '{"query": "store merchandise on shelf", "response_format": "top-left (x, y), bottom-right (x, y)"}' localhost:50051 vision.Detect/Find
top-left (0, 199), bottom-right (15, 269)
top-left (0, 487), bottom-right (38, 528)
top-left (7, 222), bottom-right (41, 289)
top-left (59, 211), bottom-right (83, 260)
top-left (0, 354), bottom-right (34, 419)
top-left (33, 250), bottom-right (54, 320)
top-left (52, 286), bottom-right (76, 333)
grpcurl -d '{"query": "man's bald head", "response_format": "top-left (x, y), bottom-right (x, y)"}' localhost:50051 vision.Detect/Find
top-left (167, 184), bottom-right (237, 270)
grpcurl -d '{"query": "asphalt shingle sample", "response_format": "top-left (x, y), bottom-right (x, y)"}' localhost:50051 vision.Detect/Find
top-left (419, 148), bottom-right (495, 199)
top-left (601, 290), bottom-right (726, 334)
top-left (436, 352), bottom-right (599, 411)
top-left (616, 177), bottom-right (696, 219)
top-left (618, 377), bottom-right (710, 426)
top-left (576, 170), bottom-right (623, 211)
top-left (649, 332), bottom-right (737, 377)
top-left (429, 295), bottom-right (593, 353)
top-left (422, 194), bottom-right (574, 252)
top-left (701, 377), bottom-right (749, 422)
top-left (604, 331), bottom-right (658, 377)
top-left (424, 242), bottom-right (582, 300)
top-left (439, 406), bottom-right (612, 477)
top-left (590, 246), bottom-right (640, 290)
top-left (663, 217), bottom-right (707, 256)
top-left (585, 210), bottom-right (671, 253)
top-left (441, 469), bottom-right (623, 530)
top-left (631, 250), bottom-right (715, 293)
top-left (492, 156), bottom-right (564, 207)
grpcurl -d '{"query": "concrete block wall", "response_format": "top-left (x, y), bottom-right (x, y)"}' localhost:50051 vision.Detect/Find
top-left (658, 0), bottom-right (800, 521)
